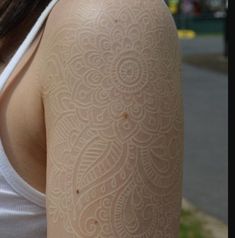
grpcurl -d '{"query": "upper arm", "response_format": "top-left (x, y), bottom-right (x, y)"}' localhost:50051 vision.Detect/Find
top-left (38, 0), bottom-right (184, 237)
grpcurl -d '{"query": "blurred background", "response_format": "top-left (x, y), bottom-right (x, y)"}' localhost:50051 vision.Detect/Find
top-left (164, 0), bottom-right (228, 237)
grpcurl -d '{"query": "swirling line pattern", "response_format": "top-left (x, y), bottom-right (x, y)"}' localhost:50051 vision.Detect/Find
top-left (37, 0), bottom-right (184, 237)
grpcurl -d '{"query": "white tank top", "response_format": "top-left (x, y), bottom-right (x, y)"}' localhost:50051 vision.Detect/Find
top-left (0, 0), bottom-right (60, 237)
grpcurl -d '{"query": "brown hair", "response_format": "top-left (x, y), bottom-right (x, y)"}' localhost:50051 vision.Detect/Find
top-left (0, 0), bottom-right (50, 38)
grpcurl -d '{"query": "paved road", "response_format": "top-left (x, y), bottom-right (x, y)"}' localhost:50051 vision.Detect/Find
top-left (180, 35), bottom-right (225, 56)
top-left (180, 36), bottom-right (228, 224)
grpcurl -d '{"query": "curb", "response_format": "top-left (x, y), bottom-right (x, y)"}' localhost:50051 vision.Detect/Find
top-left (182, 198), bottom-right (228, 238)
top-left (178, 29), bottom-right (196, 39)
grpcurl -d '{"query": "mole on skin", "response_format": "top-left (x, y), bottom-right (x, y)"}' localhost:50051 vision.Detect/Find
top-left (76, 189), bottom-right (79, 194)
top-left (123, 112), bottom-right (129, 119)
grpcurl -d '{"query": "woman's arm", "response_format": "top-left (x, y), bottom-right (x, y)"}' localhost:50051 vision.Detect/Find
top-left (38, 0), bottom-right (184, 237)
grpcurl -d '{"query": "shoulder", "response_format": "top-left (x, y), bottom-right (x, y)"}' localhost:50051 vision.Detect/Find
top-left (47, 0), bottom-right (171, 21)
top-left (41, 0), bottom-right (176, 42)
top-left (36, 0), bottom-right (180, 94)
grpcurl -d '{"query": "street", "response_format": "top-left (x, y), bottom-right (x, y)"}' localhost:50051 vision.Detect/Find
top-left (180, 35), bottom-right (228, 224)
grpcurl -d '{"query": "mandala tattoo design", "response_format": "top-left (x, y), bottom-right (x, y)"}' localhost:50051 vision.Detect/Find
top-left (37, 0), bottom-right (184, 237)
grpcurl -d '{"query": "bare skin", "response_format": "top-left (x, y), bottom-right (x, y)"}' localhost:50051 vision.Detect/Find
top-left (0, 18), bottom-right (47, 194)
top-left (0, 0), bottom-right (184, 237)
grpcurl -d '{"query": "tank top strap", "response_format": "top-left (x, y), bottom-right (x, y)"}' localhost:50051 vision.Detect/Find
top-left (0, 0), bottom-right (60, 91)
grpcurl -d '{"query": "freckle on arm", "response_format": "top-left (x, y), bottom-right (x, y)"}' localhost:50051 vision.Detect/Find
top-left (123, 112), bottom-right (129, 119)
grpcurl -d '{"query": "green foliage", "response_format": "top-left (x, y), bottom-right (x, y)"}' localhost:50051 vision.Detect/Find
top-left (180, 209), bottom-right (212, 238)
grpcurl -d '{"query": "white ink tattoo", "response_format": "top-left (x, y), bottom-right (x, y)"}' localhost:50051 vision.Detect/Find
top-left (36, 0), bottom-right (184, 237)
